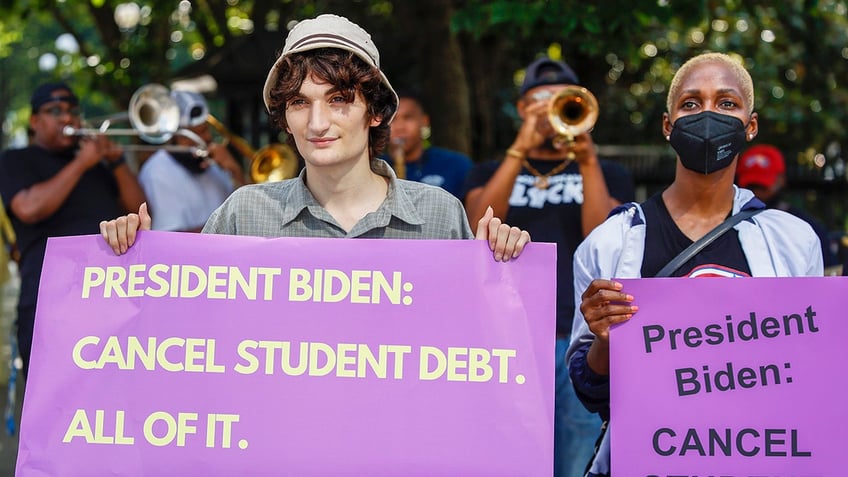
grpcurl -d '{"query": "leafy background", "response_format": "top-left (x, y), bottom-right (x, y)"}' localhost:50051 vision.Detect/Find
top-left (1, 0), bottom-right (846, 237)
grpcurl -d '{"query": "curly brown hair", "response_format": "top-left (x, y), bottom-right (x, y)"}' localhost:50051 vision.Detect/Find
top-left (266, 48), bottom-right (396, 159)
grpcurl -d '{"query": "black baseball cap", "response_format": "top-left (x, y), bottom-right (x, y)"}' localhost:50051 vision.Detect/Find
top-left (519, 57), bottom-right (580, 96)
top-left (30, 82), bottom-right (79, 112)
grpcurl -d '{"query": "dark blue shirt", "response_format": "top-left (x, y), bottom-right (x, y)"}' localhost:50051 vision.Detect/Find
top-left (380, 146), bottom-right (472, 199)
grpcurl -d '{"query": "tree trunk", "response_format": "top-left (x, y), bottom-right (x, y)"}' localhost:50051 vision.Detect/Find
top-left (462, 32), bottom-right (515, 163)
top-left (392, 0), bottom-right (471, 156)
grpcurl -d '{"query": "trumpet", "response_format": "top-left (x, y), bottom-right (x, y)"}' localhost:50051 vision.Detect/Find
top-left (206, 115), bottom-right (299, 183)
top-left (62, 84), bottom-right (208, 157)
top-left (389, 138), bottom-right (406, 180)
top-left (547, 85), bottom-right (599, 154)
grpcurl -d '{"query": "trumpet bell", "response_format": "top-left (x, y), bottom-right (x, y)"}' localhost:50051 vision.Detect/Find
top-left (129, 84), bottom-right (181, 145)
top-left (548, 86), bottom-right (599, 139)
top-left (249, 144), bottom-right (300, 183)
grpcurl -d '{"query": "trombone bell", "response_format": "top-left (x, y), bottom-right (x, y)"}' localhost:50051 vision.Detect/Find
top-left (129, 84), bottom-right (181, 145)
top-left (547, 86), bottom-right (599, 143)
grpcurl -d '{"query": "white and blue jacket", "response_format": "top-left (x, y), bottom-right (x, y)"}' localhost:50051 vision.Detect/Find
top-left (566, 186), bottom-right (823, 476)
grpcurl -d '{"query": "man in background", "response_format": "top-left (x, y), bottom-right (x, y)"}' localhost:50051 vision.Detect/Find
top-left (384, 89), bottom-right (472, 198)
top-left (0, 82), bottom-right (146, 378)
top-left (736, 144), bottom-right (838, 269)
top-left (138, 90), bottom-right (245, 232)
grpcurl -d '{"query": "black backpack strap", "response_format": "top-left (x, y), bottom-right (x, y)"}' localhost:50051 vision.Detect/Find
top-left (583, 420), bottom-right (609, 477)
top-left (655, 207), bottom-right (764, 278)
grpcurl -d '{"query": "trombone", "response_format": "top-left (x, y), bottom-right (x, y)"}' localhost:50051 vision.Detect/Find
top-left (62, 84), bottom-right (209, 157)
top-left (206, 115), bottom-right (300, 183)
top-left (546, 85), bottom-right (599, 157)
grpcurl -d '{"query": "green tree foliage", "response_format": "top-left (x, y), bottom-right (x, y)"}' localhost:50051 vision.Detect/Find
top-left (3, 1), bottom-right (845, 153)
top-left (452, 0), bottom-right (847, 155)
top-left (1, 0), bottom-right (846, 231)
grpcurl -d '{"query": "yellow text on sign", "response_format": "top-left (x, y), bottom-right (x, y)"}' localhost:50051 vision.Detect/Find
top-left (419, 347), bottom-right (519, 383)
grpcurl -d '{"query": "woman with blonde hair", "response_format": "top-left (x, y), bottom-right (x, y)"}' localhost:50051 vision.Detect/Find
top-left (566, 52), bottom-right (822, 476)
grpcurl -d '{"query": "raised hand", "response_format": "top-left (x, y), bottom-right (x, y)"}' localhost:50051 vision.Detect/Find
top-left (99, 202), bottom-right (152, 255)
top-left (475, 206), bottom-right (531, 262)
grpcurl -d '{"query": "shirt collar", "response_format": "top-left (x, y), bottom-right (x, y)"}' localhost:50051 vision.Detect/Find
top-left (276, 169), bottom-right (318, 227)
top-left (372, 159), bottom-right (425, 226)
top-left (279, 159), bottom-right (426, 228)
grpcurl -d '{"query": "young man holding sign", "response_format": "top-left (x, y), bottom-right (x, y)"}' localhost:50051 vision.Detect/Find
top-left (565, 52), bottom-right (823, 476)
top-left (100, 14), bottom-right (529, 260)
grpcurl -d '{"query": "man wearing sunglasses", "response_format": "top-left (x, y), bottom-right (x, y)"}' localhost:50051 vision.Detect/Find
top-left (0, 82), bottom-right (146, 379)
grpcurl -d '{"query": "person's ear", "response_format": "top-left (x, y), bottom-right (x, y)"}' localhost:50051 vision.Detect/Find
top-left (746, 112), bottom-right (759, 141)
top-left (420, 113), bottom-right (431, 140)
top-left (370, 115), bottom-right (383, 127)
top-left (517, 98), bottom-right (529, 120)
top-left (774, 174), bottom-right (786, 192)
top-left (662, 112), bottom-right (672, 140)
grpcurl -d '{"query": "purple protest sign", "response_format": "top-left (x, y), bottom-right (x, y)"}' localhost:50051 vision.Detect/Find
top-left (611, 277), bottom-right (848, 476)
top-left (16, 232), bottom-right (556, 477)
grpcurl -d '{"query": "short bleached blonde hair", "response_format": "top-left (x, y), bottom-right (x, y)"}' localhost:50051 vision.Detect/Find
top-left (666, 52), bottom-right (755, 115)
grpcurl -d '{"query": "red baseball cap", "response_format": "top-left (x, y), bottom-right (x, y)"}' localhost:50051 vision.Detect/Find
top-left (736, 144), bottom-right (785, 188)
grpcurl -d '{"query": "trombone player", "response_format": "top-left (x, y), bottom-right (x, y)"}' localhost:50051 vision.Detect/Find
top-left (138, 90), bottom-right (246, 232)
top-left (463, 57), bottom-right (634, 477)
top-left (0, 81), bottom-right (146, 379)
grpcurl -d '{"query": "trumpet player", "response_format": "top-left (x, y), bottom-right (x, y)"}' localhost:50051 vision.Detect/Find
top-left (138, 90), bottom-right (246, 232)
top-left (463, 57), bottom-right (634, 477)
top-left (0, 82), bottom-right (146, 378)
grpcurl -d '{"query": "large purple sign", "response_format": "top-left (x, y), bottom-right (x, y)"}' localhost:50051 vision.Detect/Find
top-left (611, 277), bottom-right (848, 476)
top-left (17, 232), bottom-right (556, 477)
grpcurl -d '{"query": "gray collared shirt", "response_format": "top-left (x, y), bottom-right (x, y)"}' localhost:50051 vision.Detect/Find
top-left (203, 159), bottom-right (474, 239)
